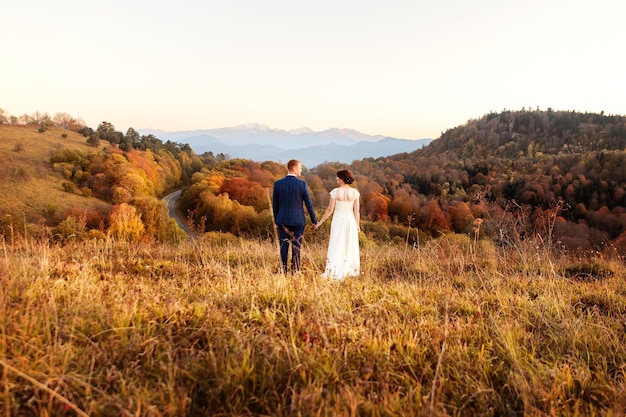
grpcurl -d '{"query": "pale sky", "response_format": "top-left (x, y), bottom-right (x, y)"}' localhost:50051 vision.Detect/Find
top-left (2, 0), bottom-right (624, 140)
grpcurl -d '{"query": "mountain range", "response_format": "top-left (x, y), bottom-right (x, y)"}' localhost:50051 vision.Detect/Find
top-left (139, 124), bottom-right (432, 167)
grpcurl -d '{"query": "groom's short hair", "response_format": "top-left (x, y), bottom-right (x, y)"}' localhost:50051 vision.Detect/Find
top-left (287, 160), bottom-right (301, 171)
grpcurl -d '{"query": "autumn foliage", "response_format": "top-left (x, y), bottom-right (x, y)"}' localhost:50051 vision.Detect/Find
top-left (3, 108), bottom-right (626, 254)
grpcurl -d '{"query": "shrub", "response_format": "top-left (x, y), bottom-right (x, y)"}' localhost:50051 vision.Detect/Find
top-left (65, 206), bottom-right (108, 230)
top-left (111, 186), bottom-right (132, 204)
top-left (362, 220), bottom-right (389, 241)
top-left (108, 203), bottom-right (145, 242)
top-left (131, 196), bottom-right (186, 243)
top-left (200, 231), bottom-right (240, 245)
top-left (44, 204), bottom-right (58, 217)
top-left (86, 229), bottom-right (107, 240)
top-left (52, 215), bottom-right (86, 242)
top-left (50, 148), bottom-right (85, 164)
top-left (0, 212), bottom-right (25, 242)
top-left (62, 181), bottom-right (75, 193)
top-left (86, 134), bottom-right (100, 147)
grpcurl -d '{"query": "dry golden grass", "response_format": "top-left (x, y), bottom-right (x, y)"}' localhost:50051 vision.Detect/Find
top-left (1, 233), bottom-right (625, 416)
top-left (0, 126), bottom-right (109, 230)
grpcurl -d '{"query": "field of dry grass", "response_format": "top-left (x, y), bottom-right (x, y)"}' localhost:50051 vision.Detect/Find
top-left (0, 126), bottom-right (107, 230)
top-left (2, 232), bottom-right (625, 416)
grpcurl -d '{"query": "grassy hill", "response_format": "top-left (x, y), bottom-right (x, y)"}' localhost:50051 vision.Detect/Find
top-left (0, 126), bottom-right (110, 234)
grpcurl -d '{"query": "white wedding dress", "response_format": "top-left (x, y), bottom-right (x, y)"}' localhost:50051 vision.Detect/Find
top-left (323, 187), bottom-right (360, 280)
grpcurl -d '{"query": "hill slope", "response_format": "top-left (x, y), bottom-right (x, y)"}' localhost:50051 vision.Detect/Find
top-left (0, 126), bottom-right (109, 232)
top-left (420, 109), bottom-right (626, 158)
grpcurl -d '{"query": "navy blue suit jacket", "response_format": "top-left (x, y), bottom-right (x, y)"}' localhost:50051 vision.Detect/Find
top-left (272, 175), bottom-right (317, 226)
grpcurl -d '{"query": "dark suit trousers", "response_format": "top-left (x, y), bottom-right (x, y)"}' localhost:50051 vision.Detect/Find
top-left (278, 225), bottom-right (305, 273)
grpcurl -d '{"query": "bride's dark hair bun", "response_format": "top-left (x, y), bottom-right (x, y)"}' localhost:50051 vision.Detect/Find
top-left (337, 170), bottom-right (354, 184)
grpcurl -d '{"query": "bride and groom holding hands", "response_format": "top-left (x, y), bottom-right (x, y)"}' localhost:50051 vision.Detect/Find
top-left (272, 159), bottom-right (360, 280)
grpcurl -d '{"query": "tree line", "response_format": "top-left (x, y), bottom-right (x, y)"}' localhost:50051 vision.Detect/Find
top-left (8, 107), bottom-right (624, 254)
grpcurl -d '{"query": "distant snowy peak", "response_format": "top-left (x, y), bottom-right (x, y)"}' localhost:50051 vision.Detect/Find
top-left (288, 127), bottom-right (315, 135)
top-left (233, 123), bottom-right (272, 132)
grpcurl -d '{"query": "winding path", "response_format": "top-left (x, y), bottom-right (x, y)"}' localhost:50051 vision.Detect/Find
top-left (162, 190), bottom-right (190, 236)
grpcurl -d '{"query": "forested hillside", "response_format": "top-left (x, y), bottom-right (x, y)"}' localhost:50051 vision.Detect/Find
top-left (340, 109), bottom-right (626, 251)
top-left (179, 108), bottom-right (626, 253)
top-left (2, 108), bottom-right (625, 254)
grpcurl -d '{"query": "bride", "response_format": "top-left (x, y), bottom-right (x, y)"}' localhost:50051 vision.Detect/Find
top-left (314, 170), bottom-right (360, 280)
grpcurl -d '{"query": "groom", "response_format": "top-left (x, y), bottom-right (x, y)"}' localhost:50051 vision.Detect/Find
top-left (272, 159), bottom-right (318, 273)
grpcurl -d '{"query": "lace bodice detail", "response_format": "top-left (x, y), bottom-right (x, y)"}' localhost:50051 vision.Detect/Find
top-left (330, 187), bottom-right (359, 202)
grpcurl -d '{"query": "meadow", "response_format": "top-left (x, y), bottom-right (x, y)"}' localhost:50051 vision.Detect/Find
top-left (0, 126), bottom-right (107, 229)
top-left (2, 230), bottom-right (625, 417)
